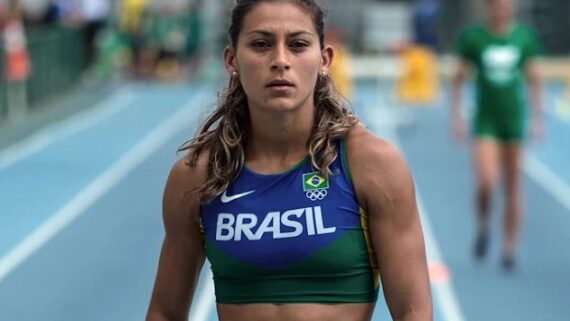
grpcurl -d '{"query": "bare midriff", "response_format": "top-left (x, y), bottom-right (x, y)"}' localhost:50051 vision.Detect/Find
top-left (217, 302), bottom-right (376, 321)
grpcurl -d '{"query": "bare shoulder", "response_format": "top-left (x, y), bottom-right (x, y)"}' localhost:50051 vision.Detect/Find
top-left (345, 123), bottom-right (408, 174)
top-left (163, 150), bottom-right (210, 229)
top-left (344, 124), bottom-right (413, 212)
top-left (167, 150), bottom-right (209, 189)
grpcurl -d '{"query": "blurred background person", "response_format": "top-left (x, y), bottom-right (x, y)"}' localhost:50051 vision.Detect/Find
top-left (151, 1), bottom-right (192, 81)
top-left (182, 2), bottom-right (202, 78)
top-left (2, 0), bottom-right (31, 119)
top-left (395, 0), bottom-right (440, 106)
top-left (25, 0), bottom-right (111, 69)
top-left (118, 0), bottom-right (149, 78)
top-left (75, 0), bottom-right (111, 70)
top-left (412, 0), bottom-right (440, 52)
top-left (18, 0), bottom-right (52, 26)
top-left (450, 0), bottom-right (543, 271)
top-left (0, 0), bottom-right (5, 29)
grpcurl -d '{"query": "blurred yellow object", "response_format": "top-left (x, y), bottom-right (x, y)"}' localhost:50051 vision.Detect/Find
top-left (156, 58), bottom-right (182, 81)
top-left (396, 45), bottom-right (438, 105)
top-left (120, 0), bottom-right (149, 33)
top-left (329, 44), bottom-right (354, 100)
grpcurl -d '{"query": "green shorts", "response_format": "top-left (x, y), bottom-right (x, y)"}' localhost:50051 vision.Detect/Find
top-left (473, 115), bottom-right (526, 142)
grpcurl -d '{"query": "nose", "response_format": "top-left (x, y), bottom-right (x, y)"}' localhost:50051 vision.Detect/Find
top-left (270, 44), bottom-right (291, 72)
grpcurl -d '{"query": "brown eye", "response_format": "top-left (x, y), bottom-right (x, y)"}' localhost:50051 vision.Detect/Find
top-left (251, 40), bottom-right (271, 50)
top-left (290, 40), bottom-right (310, 51)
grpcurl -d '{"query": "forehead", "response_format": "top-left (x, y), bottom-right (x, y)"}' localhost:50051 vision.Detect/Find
top-left (487, 0), bottom-right (514, 5)
top-left (240, 2), bottom-right (316, 35)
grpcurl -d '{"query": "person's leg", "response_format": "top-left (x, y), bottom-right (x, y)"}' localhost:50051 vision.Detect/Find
top-left (500, 142), bottom-right (523, 269)
top-left (84, 21), bottom-right (97, 69)
top-left (472, 138), bottom-right (501, 259)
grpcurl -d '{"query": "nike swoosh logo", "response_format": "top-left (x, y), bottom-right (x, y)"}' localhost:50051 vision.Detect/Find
top-left (220, 190), bottom-right (255, 203)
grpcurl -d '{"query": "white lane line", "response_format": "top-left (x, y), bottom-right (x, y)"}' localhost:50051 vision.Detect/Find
top-left (0, 88), bottom-right (209, 284)
top-left (366, 83), bottom-right (466, 321)
top-left (554, 98), bottom-right (570, 122)
top-left (417, 197), bottom-right (467, 321)
top-left (189, 267), bottom-right (215, 321)
top-left (524, 153), bottom-right (570, 211)
top-left (0, 88), bottom-right (135, 171)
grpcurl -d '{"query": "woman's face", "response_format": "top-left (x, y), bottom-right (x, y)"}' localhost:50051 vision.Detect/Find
top-left (225, 1), bottom-right (332, 114)
top-left (487, 0), bottom-right (515, 23)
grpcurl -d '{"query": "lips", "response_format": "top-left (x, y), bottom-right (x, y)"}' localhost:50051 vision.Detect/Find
top-left (266, 79), bottom-right (294, 87)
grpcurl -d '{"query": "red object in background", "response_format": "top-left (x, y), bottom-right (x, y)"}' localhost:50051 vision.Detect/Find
top-left (3, 18), bottom-right (31, 81)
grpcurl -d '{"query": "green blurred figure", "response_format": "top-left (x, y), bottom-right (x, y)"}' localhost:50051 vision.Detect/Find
top-left (451, 0), bottom-right (543, 271)
top-left (150, 3), bottom-right (201, 81)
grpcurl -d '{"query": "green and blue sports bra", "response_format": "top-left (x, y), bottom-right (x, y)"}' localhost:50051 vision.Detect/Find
top-left (200, 141), bottom-right (380, 303)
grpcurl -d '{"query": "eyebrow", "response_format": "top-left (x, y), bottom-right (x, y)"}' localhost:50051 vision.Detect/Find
top-left (245, 30), bottom-right (315, 38)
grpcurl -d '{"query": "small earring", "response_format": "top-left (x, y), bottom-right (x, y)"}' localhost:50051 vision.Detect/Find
top-left (320, 71), bottom-right (327, 77)
top-left (231, 71), bottom-right (238, 77)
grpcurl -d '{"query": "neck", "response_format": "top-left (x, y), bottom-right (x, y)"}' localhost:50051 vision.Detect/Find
top-left (245, 105), bottom-right (314, 169)
top-left (487, 18), bottom-right (512, 35)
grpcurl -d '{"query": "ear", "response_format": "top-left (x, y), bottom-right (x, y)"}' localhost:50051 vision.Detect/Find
top-left (319, 44), bottom-right (334, 75)
top-left (223, 46), bottom-right (238, 76)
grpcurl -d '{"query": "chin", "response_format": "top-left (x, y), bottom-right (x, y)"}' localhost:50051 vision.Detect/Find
top-left (266, 102), bottom-right (299, 113)
top-left (260, 97), bottom-right (302, 113)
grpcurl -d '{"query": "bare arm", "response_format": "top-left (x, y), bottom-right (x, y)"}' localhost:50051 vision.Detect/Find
top-left (525, 59), bottom-right (543, 139)
top-left (348, 125), bottom-right (432, 321)
top-left (450, 59), bottom-right (471, 140)
top-left (146, 157), bottom-right (207, 321)
top-left (451, 59), bottom-right (470, 118)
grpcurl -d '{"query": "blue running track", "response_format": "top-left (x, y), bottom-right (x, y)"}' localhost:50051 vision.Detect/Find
top-left (0, 79), bottom-right (568, 321)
